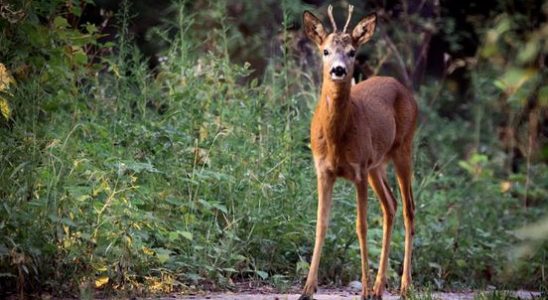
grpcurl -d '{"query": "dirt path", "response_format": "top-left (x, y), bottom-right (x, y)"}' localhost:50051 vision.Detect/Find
top-left (172, 290), bottom-right (541, 300)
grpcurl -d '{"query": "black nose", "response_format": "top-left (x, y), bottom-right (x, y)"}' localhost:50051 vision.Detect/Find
top-left (330, 66), bottom-right (346, 77)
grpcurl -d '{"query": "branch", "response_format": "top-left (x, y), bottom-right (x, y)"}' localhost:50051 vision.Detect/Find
top-left (380, 28), bottom-right (413, 89)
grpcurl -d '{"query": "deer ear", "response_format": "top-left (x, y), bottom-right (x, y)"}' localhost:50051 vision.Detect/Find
top-left (303, 11), bottom-right (327, 47)
top-left (352, 13), bottom-right (377, 46)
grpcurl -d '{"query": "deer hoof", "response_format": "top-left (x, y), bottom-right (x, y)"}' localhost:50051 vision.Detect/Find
top-left (298, 295), bottom-right (313, 300)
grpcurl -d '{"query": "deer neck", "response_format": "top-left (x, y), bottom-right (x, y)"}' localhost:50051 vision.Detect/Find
top-left (318, 79), bottom-right (353, 153)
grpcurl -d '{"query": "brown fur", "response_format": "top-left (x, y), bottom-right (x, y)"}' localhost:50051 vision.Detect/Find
top-left (312, 76), bottom-right (417, 180)
top-left (300, 7), bottom-right (418, 300)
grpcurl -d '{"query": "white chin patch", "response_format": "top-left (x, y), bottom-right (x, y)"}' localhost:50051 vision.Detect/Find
top-left (331, 74), bottom-right (346, 81)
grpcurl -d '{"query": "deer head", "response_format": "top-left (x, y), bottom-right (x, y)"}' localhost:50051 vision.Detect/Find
top-left (303, 5), bottom-right (377, 83)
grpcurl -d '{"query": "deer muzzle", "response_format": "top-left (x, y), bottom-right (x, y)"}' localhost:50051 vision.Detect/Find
top-left (330, 65), bottom-right (347, 80)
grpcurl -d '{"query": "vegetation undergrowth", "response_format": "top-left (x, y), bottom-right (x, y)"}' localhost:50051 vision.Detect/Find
top-left (0, 0), bottom-right (546, 297)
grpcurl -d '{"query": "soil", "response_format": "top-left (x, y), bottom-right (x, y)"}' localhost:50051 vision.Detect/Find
top-left (168, 289), bottom-right (542, 300)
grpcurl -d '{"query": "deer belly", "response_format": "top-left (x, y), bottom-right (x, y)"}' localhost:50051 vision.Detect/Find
top-left (335, 162), bottom-right (364, 183)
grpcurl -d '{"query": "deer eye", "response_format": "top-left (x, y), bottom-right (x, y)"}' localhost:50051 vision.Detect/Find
top-left (348, 50), bottom-right (356, 57)
top-left (323, 49), bottom-right (329, 56)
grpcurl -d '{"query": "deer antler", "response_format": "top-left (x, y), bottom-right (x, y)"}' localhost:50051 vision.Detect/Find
top-left (327, 5), bottom-right (337, 32)
top-left (343, 4), bottom-right (354, 33)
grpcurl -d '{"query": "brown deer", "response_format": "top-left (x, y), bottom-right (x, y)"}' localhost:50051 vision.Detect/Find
top-left (299, 5), bottom-right (417, 300)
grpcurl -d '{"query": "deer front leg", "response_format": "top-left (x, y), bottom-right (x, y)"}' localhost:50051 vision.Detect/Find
top-left (355, 179), bottom-right (370, 300)
top-left (299, 171), bottom-right (335, 300)
top-left (368, 168), bottom-right (397, 300)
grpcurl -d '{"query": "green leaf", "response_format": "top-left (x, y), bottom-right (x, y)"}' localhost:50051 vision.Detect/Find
top-left (495, 68), bottom-right (536, 94)
top-left (223, 267), bottom-right (237, 273)
top-left (179, 231), bottom-right (193, 241)
top-left (517, 39), bottom-right (540, 64)
top-left (166, 198), bottom-right (183, 205)
top-left (53, 16), bottom-right (70, 28)
top-left (211, 202), bottom-right (228, 214)
top-left (428, 262), bottom-right (442, 271)
top-left (256, 270), bottom-right (268, 279)
top-left (115, 161), bottom-right (159, 174)
top-left (60, 217), bottom-right (76, 227)
top-left (93, 200), bottom-right (104, 212)
top-left (154, 248), bottom-right (172, 263)
top-left (185, 273), bottom-right (202, 282)
top-left (73, 49), bottom-right (88, 65)
top-left (168, 231), bottom-right (179, 241)
top-left (85, 23), bottom-right (98, 34)
top-left (71, 5), bottom-right (82, 17)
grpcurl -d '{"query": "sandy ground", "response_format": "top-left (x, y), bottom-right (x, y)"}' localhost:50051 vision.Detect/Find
top-left (172, 290), bottom-right (542, 300)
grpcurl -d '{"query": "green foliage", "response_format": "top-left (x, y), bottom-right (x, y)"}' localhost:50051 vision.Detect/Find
top-left (0, 0), bottom-right (546, 297)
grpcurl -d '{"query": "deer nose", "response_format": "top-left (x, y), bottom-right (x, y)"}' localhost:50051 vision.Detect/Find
top-left (330, 66), bottom-right (347, 77)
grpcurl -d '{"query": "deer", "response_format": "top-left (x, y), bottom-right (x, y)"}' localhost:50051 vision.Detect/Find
top-left (299, 4), bottom-right (417, 300)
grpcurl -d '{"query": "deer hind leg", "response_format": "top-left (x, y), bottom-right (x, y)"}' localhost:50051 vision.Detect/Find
top-left (393, 147), bottom-right (415, 297)
top-left (355, 178), bottom-right (370, 299)
top-left (368, 166), bottom-right (397, 300)
top-left (299, 171), bottom-right (335, 300)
